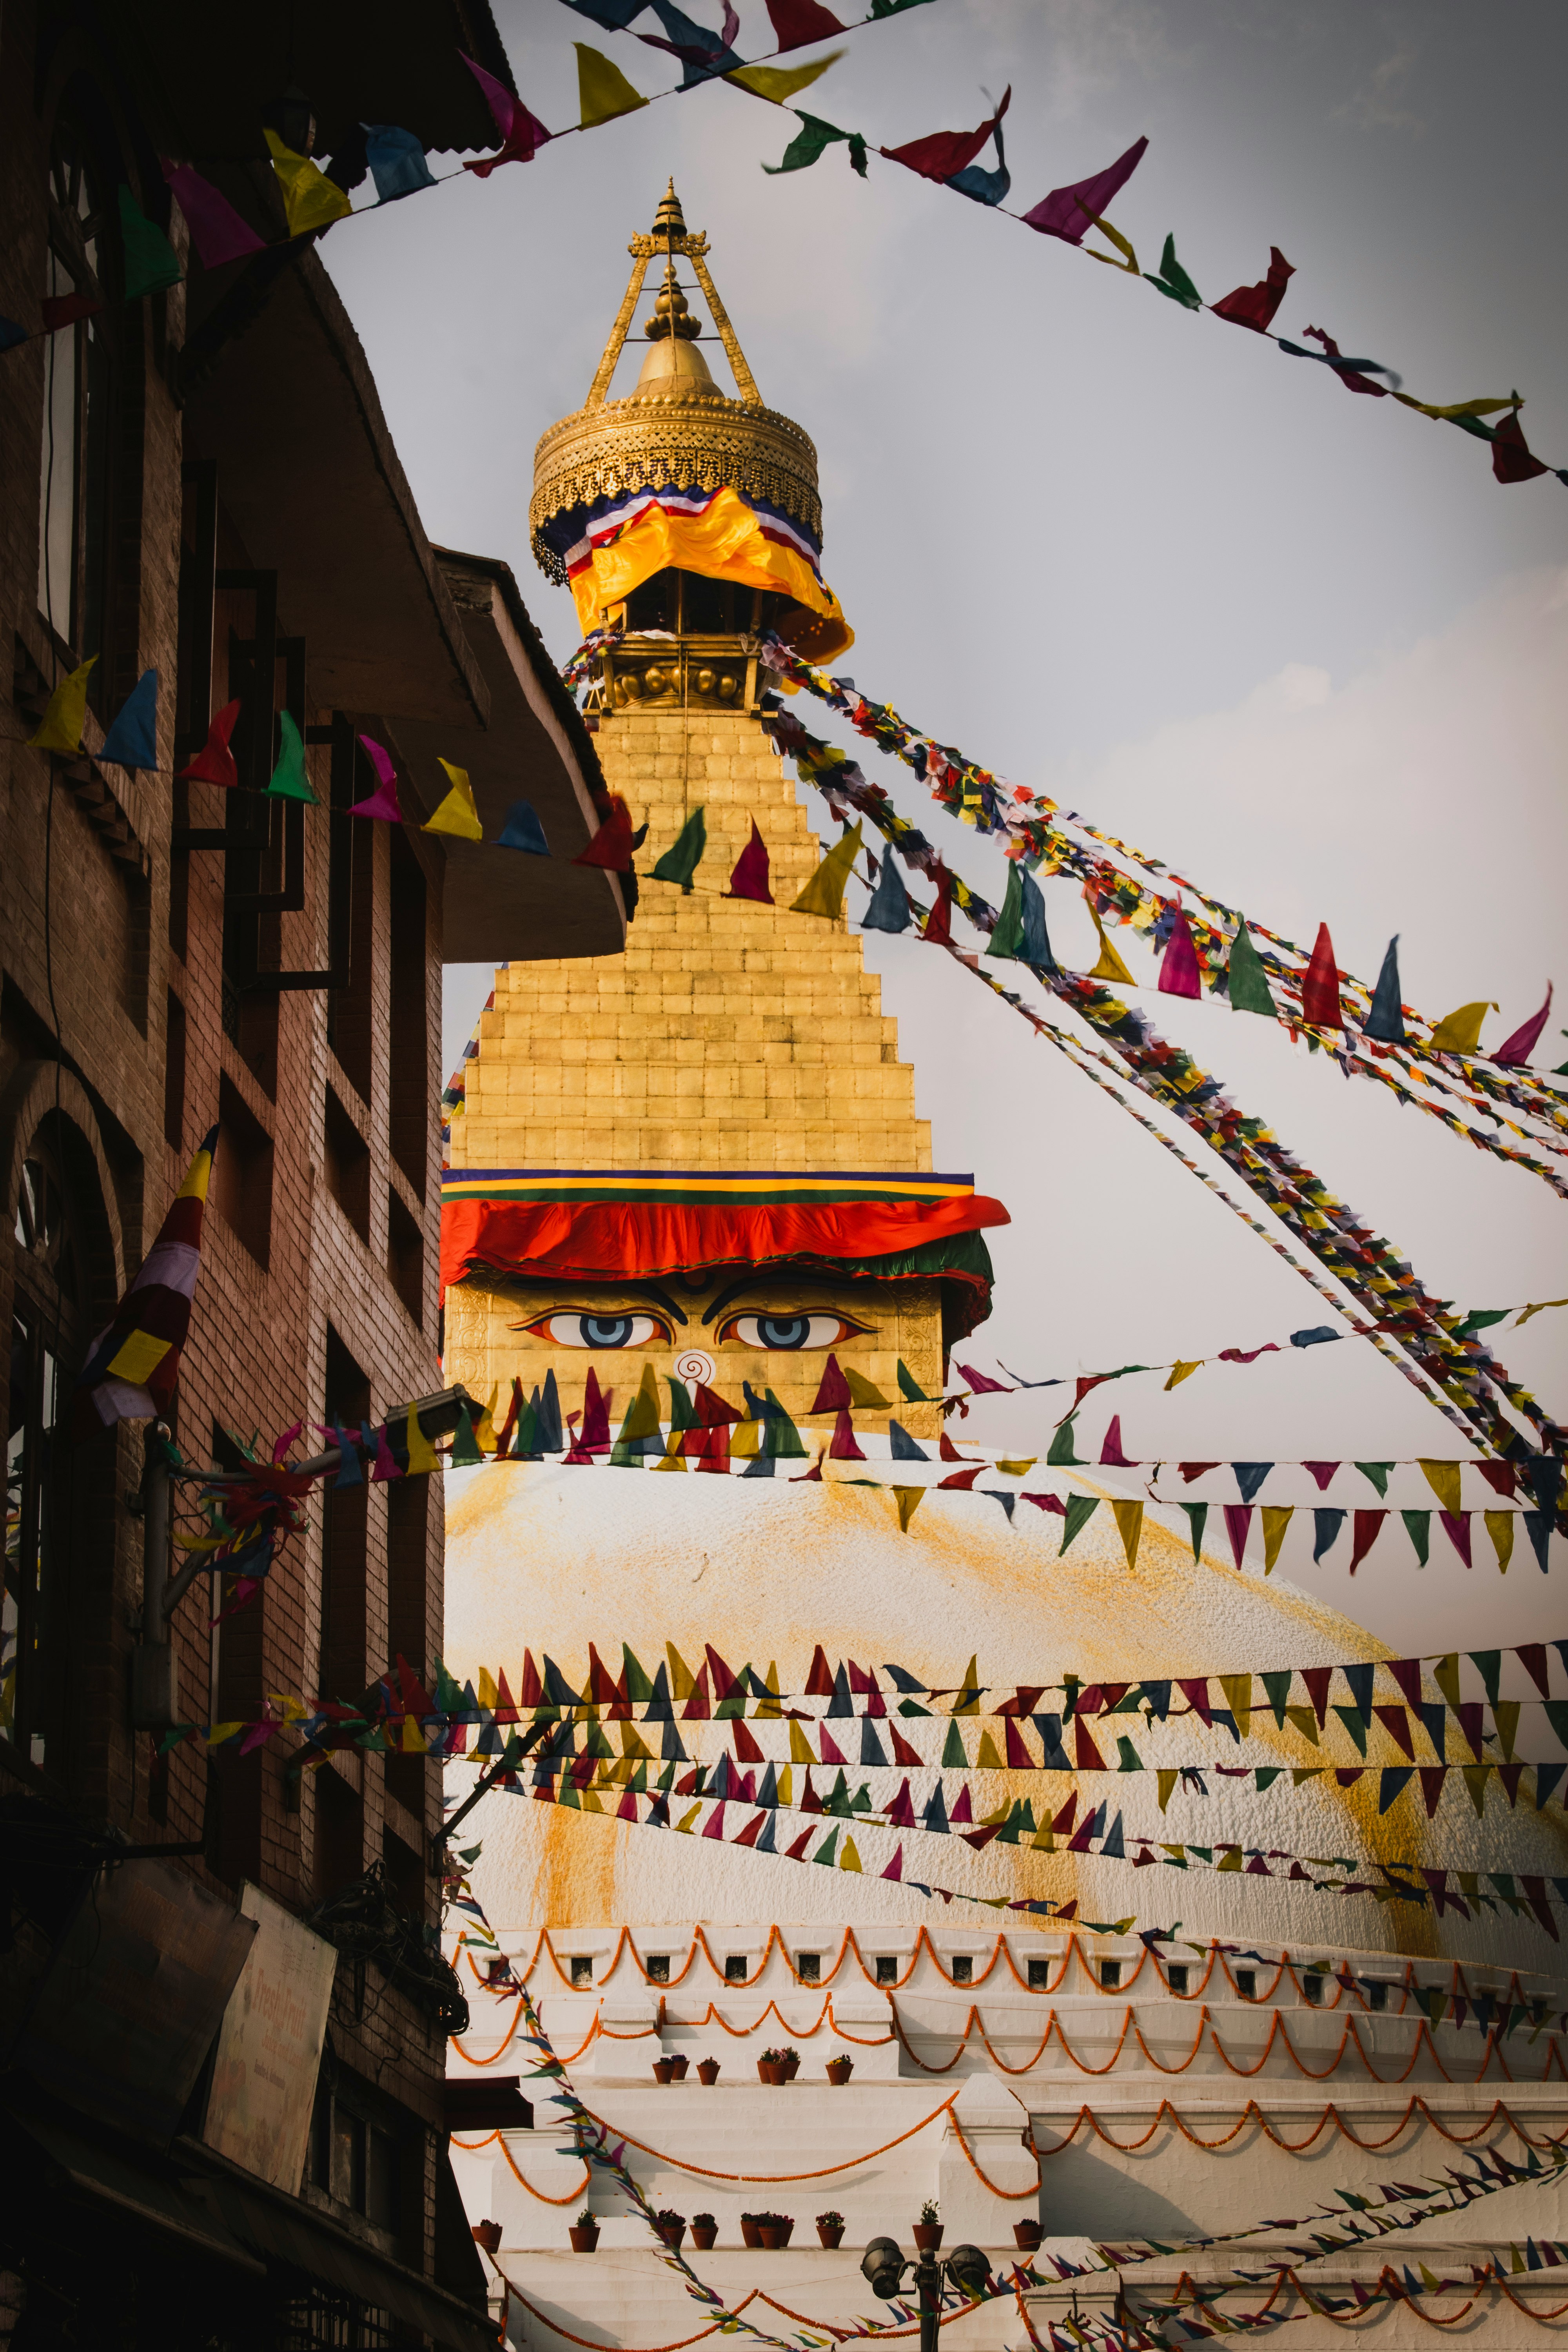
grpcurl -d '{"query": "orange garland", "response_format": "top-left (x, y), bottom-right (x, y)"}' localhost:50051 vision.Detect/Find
top-left (495, 2274), bottom-right (986, 2349)
top-left (561, 2093), bottom-right (960, 2182)
top-left (1029, 2095), bottom-right (1568, 2157)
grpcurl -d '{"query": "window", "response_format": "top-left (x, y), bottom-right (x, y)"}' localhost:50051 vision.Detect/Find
top-left (323, 1089), bottom-right (370, 1242)
top-left (1027, 1958), bottom-right (1049, 1990)
top-left (1301, 1973), bottom-right (1324, 2007)
top-left (646, 1954), bottom-right (670, 1984)
top-left (950, 1954), bottom-right (973, 1985)
top-left (875, 1956), bottom-right (897, 1986)
top-left (1166, 1965), bottom-right (1189, 1996)
top-left (386, 1187), bottom-right (425, 1326)
top-left (312, 2076), bottom-right (404, 2243)
top-left (796, 1952), bottom-right (820, 1984)
top-left (1367, 1981), bottom-right (1389, 2013)
top-left (1099, 1959), bottom-right (1122, 1990)
top-left (319, 1327), bottom-right (369, 1701)
top-left (1234, 1969), bottom-right (1257, 2000)
top-left (313, 1760), bottom-right (363, 1901)
top-left (212, 1074), bottom-right (274, 1268)
top-left (570, 1956), bottom-right (593, 1987)
top-left (724, 1955), bottom-right (748, 1984)
top-left (38, 115), bottom-right (116, 680)
top-left (387, 832), bottom-right (428, 1197)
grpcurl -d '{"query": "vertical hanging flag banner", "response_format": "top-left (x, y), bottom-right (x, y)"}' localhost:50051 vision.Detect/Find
top-left (73, 1127), bottom-right (218, 1434)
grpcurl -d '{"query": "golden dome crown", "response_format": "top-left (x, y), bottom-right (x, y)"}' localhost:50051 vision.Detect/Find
top-left (530, 182), bottom-right (823, 584)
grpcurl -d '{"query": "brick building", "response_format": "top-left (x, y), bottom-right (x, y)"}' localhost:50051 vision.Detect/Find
top-left (0, 4), bottom-right (623, 2343)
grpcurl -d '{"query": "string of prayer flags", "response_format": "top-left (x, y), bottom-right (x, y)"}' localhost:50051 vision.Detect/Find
top-left (263, 130), bottom-right (354, 237)
top-left (364, 125), bottom-right (437, 204)
top-left (423, 759), bottom-right (483, 840)
top-left (99, 670), bottom-right (158, 771)
top-left (27, 655), bottom-right (97, 753)
top-left (791, 820), bottom-right (863, 918)
top-left (117, 186), bottom-right (182, 300)
top-left (576, 42), bottom-right (652, 127)
top-left (73, 1126), bottom-right (218, 1435)
top-left (1212, 245), bottom-right (1294, 333)
top-left (177, 697), bottom-right (241, 787)
top-left (265, 711), bottom-right (317, 803)
top-left (725, 819), bottom-right (773, 902)
top-left (461, 64), bottom-right (550, 178)
top-left (497, 799), bottom-right (550, 855)
top-left (160, 158), bottom-right (267, 269)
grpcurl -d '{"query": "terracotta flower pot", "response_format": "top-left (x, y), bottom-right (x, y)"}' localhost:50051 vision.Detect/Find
top-left (740, 2216), bottom-right (762, 2249)
top-left (826, 2058), bottom-right (853, 2085)
top-left (569, 2225), bottom-right (599, 2253)
top-left (697, 2060), bottom-right (720, 2085)
top-left (669, 2054), bottom-right (689, 2079)
top-left (817, 2223), bottom-right (845, 2250)
top-left (653, 2058), bottom-right (676, 2084)
top-left (1013, 2221), bottom-right (1043, 2252)
top-left (758, 2225), bottom-right (784, 2250)
top-left (658, 2223), bottom-right (686, 2251)
top-left (691, 2223), bottom-right (718, 2250)
top-left (782, 2054), bottom-right (800, 2080)
top-left (757, 2059), bottom-right (782, 2085)
top-left (913, 2225), bottom-right (943, 2253)
top-left (780, 2219), bottom-right (795, 2245)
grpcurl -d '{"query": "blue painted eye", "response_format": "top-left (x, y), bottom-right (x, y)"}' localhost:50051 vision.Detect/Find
top-left (522, 1312), bottom-right (668, 1349)
top-left (720, 1314), bottom-right (869, 1351)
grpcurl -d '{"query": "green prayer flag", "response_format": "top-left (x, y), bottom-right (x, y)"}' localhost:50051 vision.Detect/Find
top-left (941, 1720), bottom-right (968, 1769)
top-left (652, 806), bottom-right (706, 893)
top-left (622, 1645), bottom-right (653, 1703)
top-left (763, 1389), bottom-right (807, 1457)
top-left (813, 1826), bottom-right (839, 1865)
top-left (1331, 1704), bottom-right (1368, 1757)
top-left (1261, 1670), bottom-right (1292, 1728)
top-left (1115, 1736), bottom-right (1142, 1771)
top-left (1356, 1462), bottom-right (1393, 1497)
top-left (1401, 1508), bottom-right (1431, 1565)
top-left (897, 1358), bottom-right (935, 1402)
top-left (118, 185), bottom-right (182, 300)
top-left (265, 709), bottom-right (317, 802)
top-left (988, 862), bottom-right (1025, 960)
top-left (1226, 918), bottom-right (1275, 1015)
top-left (1059, 1494), bottom-right (1099, 1554)
top-left (1144, 232), bottom-right (1201, 310)
top-left (1047, 1415), bottom-right (1082, 1466)
top-left (764, 111), bottom-right (868, 177)
top-left (448, 1404), bottom-right (483, 1466)
top-left (1179, 1501), bottom-right (1207, 1562)
top-left (666, 1376), bottom-right (697, 1432)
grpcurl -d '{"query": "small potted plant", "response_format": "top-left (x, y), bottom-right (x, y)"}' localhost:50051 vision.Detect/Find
top-left (780, 2046), bottom-right (801, 2080)
top-left (757, 2212), bottom-right (794, 2250)
top-left (1013, 2218), bottom-right (1044, 2253)
top-left (653, 2055), bottom-right (676, 2084)
top-left (697, 2056), bottom-right (721, 2085)
top-left (826, 2054), bottom-right (853, 2085)
top-left (473, 2220), bottom-right (502, 2255)
top-left (570, 2210), bottom-right (599, 2253)
top-left (669, 2053), bottom-right (690, 2080)
top-left (816, 2211), bottom-right (845, 2249)
top-left (740, 2212), bottom-right (762, 2249)
top-left (691, 2213), bottom-right (718, 2250)
top-left (655, 2209), bottom-right (686, 2251)
top-left (913, 2201), bottom-right (942, 2253)
top-left (757, 2045), bottom-right (785, 2085)
top-left (780, 2214), bottom-right (796, 2246)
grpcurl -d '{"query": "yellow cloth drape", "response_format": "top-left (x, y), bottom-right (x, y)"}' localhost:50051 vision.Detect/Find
top-left (570, 485), bottom-right (853, 658)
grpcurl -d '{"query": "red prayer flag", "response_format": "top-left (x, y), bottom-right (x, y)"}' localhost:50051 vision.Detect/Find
top-left (1517, 1642), bottom-right (1550, 1697)
top-left (460, 53), bottom-right (550, 175)
top-left (1178, 1462), bottom-right (1220, 1483)
top-left (176, 697), bottom-right (241, 788)
top-left (1211, 246), bottom-right (1294, 333)
top-left (1494, 983), bottom-right (1553, 1066)
top-left (1303, 1463), bottom-right (1340, 1491)
top-left (881, 88), bottom-right (1010, 185)
top-left (1300, 922), bottom-right (1344, 1028)
top-left (1073, 1717), bottom-right (1106, 1771)
top-left (731, 1718), bottom-right (765, 1764)
top-left (1223, 1504), bottom-right (1252, 1567)
top-left (1348, 1510), bottom-right (1387, 1573)
top-left (1099, 1415), bottom-right (1134, 1467)
top-left (41, 290), bottom-right (104, 332)
top-left (922, 868), bottom-right (954, 945)
top-left (1021, 135), bottom-right (1148, 245)
top-left (810, 1354), bottom-right (851, 1413)
top-left (1438, 1510), bottom-right (1472, 1566)
top-left (1476, 1463), bottom-right (1517, 1498)
top-left (1004, 1719), bottom-right (1033, 1769)
top-left (1373, 1702), bottom-right (1414, 1759)
top-left (1157, 902), bottom-right (1203, 998)
top-left (1387, 1658), bottom-right (1423, 1709)
top-left (938, 1465), bottom-right (982, 1490)
top-left (1302, 324), bottom-right (1387, 397)
top-left (765, 0), bottom-right (846, 49)
top-left (1490, 407), bottom-right (1550, 485)
top-left (161, 159), bottom-right (267, 269)
top-left (1301, 1666), bottom-right (1332, 1727)
top-left (828, 1406), bottom-right (864, 1460)
top-left (805, 1645), bottom-right (835, 1697)
top-left (890, 1726), bottom-right (923, 1768)
top-left (573, 795), bottom-right (635, 870)
top-left (725, 820), bottom-right (773, 904)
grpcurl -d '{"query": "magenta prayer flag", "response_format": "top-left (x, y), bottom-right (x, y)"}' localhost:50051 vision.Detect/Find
top-left (1099, 1414), bottom-right (1133, 1467)
top-left (881, 88), bottom-right (1010, 185)
top-left (1212, 246), bottom-right (1294, 333)
top-left (161, 159), bottom-right (266, 269)
top-left (955, 1363), bottom-right (1011, 1395)
top-left (828, 1406), bottom-right (864, 1461)
top-left (348, 735), bottom-right (404, 821)
top-left (1303, 1462), bottom-right (1340, 1492)
top-left (460, 52), bottom-right (549, 175)
top-left (1020, 135), bottom-right (1148, 245)
top-left (1223, 1504), bottom-right (1252, 1568)
top-left (1300, 922), bottom-right (1344, 1028)
top-left (881, 1842), bottom-right (904, 1882)
top-left (1158, 903), bottom-right (1202, 998)
top-left (1348, 1511), bottom-right (1387, 1573)
top-left (1438, 1510), bottom-right (1473, 1567)
top-left (1494, 983), bottom-right (1553, 1066)
top-left (725, 820), bottom-right (773, 904)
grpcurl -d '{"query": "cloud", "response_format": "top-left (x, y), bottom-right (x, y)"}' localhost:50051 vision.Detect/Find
top-left (1333, 43), bottom-right (1425, 133)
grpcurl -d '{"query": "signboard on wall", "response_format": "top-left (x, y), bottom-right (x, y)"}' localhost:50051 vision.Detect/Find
top-left (201, 1882), bottom-right (338, 2194)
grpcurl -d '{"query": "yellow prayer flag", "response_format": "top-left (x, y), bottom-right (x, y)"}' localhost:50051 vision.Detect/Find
top-left (1493, 1699), bottom-right (1519, 1761)
top-left (666, 1643), bottom-right (695, 1700)
top-left (1215, 1846), bottom-right (1243, 1872)
top-left (1393, 392), bottom-right (1517, 421)
top-left (1111, 1497), bottom-right (1143, 1570)
top-left (1459, 1765), bottom-right (1489, 1819)
top-left (620, 1722), bottom-right (652, 1759)
top-left (724, 51), bottom-right (842, 103)
top-left (1517, 1296), bottom-right (1568, 1327)
top-left (1163, 1360), bottom-right (1202, 1391)
top-left (674, 1803), bottom-right (701, 1833)
top-left (400, 1715), bottom-right (428, 1752)
top-left (1432, 1653), bottom-right (1462, 1709)
top-left (1219, 1674), bottom-right (1252, 1739)
top-left (790, 821), bottom-right (863, 921)
top-left (1087, 903), bottom-right (1135, 984)
top-left (405, 1401), bottom-right (440, 1476)
top-left (576, 43), bottom-right (648, 127)
top-left (730, 1417), bottom-right (761, 1457)
top-left (1156, 1768), bottom-right (1178, 1813)
top-left (107, 1329), bottom-right (173, 1385)
top-left (1083, 212), bottom-right (1138, 274)
top-left (776, 1765), bottom-right (792, 1807)
top-left (844, 1368), bottom-right (891, 1408)
top-left (580, 1788), bottom-right (604, 1813)
top-left (789, 1719), bottom-right (814, 1764)
top-left (652, 1438), bottom-right (688, 1471)
top-left (976, 1730), bottom-right (1005, 1769)
top-left (27, 655), bottom-right (96, 751)
top-left (423, 759), bottom-right (483, 841)
top-left (1484, 1510), bottom-right (1514, 1574)
top-left (839, 1836), bottom-right (862, 1873)
top-left (1428, 1001), bottom-right (1495, 1055)
top-left (474, 1383), bottom-right (500, 1454)
top-left (1285, 1708), bottom-right (1319, 1745)
top-left (477, 1668), bottom-right (499, 1710)
top-left (953, 1655), bottom-right (980, 1714)
top-left (263, 129), bottom-right (354, 236)
top-left (756, 1661), bottom-right (782, 1718)
top-left (997, 1458), bottom-right (1036, 1475)
top-left (894, 1486), bottom-right (924, 1533)
top-left (1030, 1823), bottom-right (1056, 1851)
top-left (1418, 1459), bottom-right (1461, 1515)
top-left (1260, 1505), bottom-right (1293, 1573)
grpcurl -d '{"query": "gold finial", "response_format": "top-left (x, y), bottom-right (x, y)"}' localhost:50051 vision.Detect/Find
top-left (645, 261), bottom-right (702, 343)
top-left (652, 178), bottom-right (686, 240)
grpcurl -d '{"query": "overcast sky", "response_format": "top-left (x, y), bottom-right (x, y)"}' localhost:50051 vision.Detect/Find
top-left (322, 0), bottom-right (1567, 1653)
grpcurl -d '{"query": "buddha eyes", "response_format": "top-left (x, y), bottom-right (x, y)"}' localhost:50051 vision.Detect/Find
top-left (717, 1314), bottom-right (870, 1351)
top-left (521, 1313), bottom-right (671, 1349)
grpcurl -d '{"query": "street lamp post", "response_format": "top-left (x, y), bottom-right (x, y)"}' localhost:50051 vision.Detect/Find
top-left (861, 2232), bottom-right (991, 2352)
